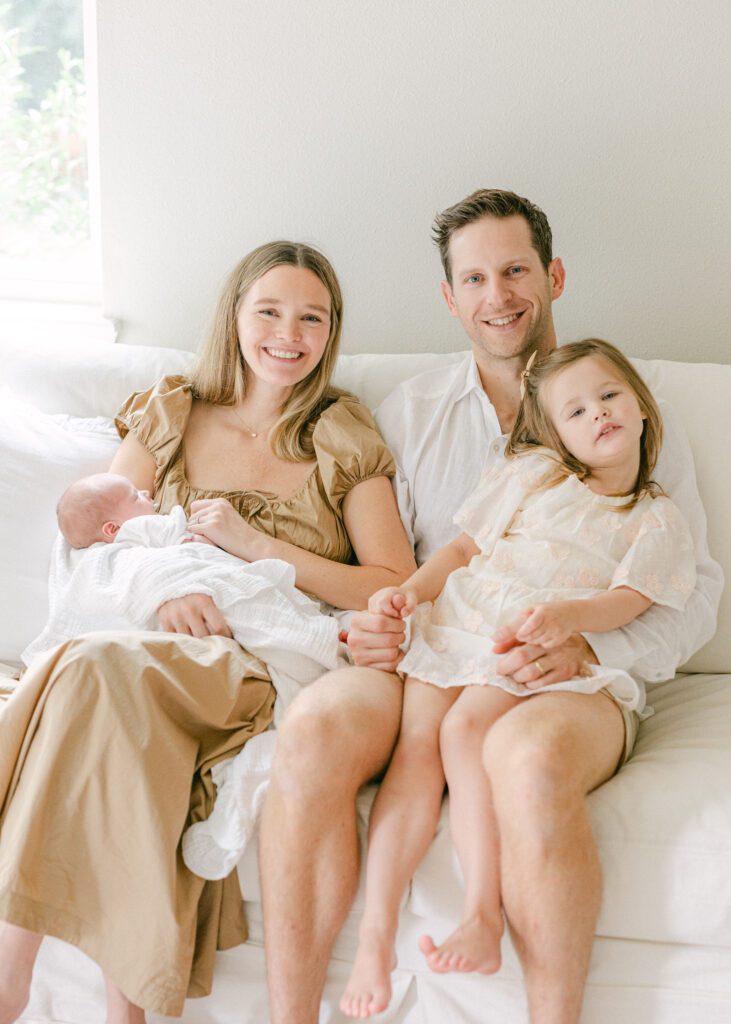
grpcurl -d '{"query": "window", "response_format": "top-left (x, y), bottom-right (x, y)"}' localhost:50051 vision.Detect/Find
top-left (0, 0), bottom-right (110, 340)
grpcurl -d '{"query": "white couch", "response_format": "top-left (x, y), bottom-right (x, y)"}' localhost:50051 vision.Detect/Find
top-left (1, 336), bottom-right (729, 1024)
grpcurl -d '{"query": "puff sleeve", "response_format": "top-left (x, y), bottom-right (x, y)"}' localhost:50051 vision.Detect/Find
top-left (610, 497), bottom-right (697, 610)
top-left (115, 375), bottom-right (192, 484)
top-left (313, 396), bottom-right (396, 512)
top-left (455, 450), bottom-right (557, 555)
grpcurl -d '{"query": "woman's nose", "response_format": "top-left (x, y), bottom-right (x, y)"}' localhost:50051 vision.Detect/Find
top-left (276, 317), bottom-right (302, 342)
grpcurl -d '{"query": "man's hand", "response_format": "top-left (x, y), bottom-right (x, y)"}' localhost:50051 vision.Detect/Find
top-left (157, 593), bottom-right (233, 639)
top-left (347, 608), bottom-right (407, 672)
top-left (493, 609), bottom-right (597, 689)
top-left (514, 600), bottom-right (582, 649)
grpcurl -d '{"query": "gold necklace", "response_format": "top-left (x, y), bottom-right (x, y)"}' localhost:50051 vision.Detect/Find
top-left (229, 405), bottom-right (275, 439)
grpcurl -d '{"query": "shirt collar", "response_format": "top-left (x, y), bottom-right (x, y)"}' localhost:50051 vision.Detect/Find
top-left (454, 351), bottom-right (487, 402)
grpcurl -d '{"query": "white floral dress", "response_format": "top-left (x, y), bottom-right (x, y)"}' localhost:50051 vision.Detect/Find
top-left (399, 451), bottom-right (696, 710)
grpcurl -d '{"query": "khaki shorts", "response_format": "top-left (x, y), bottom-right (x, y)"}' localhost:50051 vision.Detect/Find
top-left (602, 688), bottom-right (640, 773)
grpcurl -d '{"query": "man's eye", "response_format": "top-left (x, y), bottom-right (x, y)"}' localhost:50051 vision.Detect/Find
top-left (508, 266), bottom-right (525, 276)
top-left (466, 274), bottom-right (482, 284)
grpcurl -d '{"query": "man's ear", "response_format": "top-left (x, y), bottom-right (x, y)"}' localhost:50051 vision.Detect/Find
top-left (548, 257), bottom-right (566, 300)
top-left (440, 279), bottom-right (459, 318)
top-left (101, 520), bottom-right (120, 541)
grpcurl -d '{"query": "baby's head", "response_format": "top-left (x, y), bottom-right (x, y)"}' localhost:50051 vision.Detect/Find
top-left (508, 339), bottom-right (663, 499)
top-left (57, 473), bottom-right (156, 549)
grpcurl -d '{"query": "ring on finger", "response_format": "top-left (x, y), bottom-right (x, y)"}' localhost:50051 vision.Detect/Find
top-left (534, 658), bottom-right (547, 676)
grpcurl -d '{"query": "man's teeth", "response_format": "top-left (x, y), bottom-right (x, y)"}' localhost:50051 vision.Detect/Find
top-left (487, 312), bottom-right (521, 326)
top-left (266, 348), bottom-right (301, 360)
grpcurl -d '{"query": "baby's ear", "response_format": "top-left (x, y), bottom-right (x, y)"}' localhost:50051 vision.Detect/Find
top-left (101, 520), bottom-right (121, 541)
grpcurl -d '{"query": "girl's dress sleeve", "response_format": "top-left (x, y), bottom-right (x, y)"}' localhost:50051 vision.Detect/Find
top-left (313, 396), bottom-right (396, 513)
top-left (610, 497), bottom-right (697, 609)
top-left (115, 376), bottom-right (192, 487)
top-left (454, 450), bottom-right (556, 555)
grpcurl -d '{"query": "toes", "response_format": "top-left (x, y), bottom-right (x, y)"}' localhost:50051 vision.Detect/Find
top-left (418, 933), bottom-right (438, 957)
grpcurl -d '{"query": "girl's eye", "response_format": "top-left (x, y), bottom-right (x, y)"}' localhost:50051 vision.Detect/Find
top-left (570, 408), bottom-right (584, 418)
top-left (602, 391), bottom-right (618, 400)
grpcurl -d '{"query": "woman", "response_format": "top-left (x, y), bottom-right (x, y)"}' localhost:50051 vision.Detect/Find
top-left (0, 241), bottom-right (416, 1023)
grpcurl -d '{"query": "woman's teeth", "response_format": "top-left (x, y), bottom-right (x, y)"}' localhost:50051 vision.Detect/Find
top-left (265, 348), bottom-right (302, 360)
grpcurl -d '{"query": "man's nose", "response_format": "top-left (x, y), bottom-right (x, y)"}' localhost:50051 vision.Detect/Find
top-left (485, 276), bottom-right (512, 308)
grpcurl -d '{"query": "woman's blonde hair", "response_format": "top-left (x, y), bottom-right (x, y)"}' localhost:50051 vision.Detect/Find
top-left (507, 338), bottom-right (663, 509)
top-left (189, 240), bottom-right (346, 461)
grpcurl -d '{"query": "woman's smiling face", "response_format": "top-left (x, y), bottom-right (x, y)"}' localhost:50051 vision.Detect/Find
top-left (236, 264), bottom-right (332, 388)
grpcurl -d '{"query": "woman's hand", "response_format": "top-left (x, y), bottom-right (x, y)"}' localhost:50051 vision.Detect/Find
top-left (186, 498), bottom-right (268, 560)
top-left (157, 594), bottom-right (233, 638)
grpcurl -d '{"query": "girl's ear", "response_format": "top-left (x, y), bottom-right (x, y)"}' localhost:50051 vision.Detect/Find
top-left (101, 520), bottom-right (120, 540)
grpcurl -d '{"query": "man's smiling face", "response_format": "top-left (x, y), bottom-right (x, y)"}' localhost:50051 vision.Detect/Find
top-left (441, 214), bottom-right (565, 363)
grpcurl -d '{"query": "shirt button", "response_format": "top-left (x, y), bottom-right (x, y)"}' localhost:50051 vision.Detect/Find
top-left (492, 442), bottom-right (500, 453)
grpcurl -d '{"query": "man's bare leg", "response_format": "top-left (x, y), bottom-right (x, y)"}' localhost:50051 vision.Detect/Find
top-left (260, 666), bottom-right (403, 1024)
top-left (483, 691), bottom-right (625, 1024)
top-left (0, 922), bottom-right (42, 1024)
top-left (420, 686), bottom-right (520, 974)
top-left (341, 680), bottom-right (460, 1018)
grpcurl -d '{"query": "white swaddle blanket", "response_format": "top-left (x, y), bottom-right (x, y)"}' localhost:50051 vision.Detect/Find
top-left (22, 506), bottom-right (347, 879)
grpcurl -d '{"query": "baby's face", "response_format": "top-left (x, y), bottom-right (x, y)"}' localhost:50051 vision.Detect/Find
top-left (105, 477), bottom-right (157, 524)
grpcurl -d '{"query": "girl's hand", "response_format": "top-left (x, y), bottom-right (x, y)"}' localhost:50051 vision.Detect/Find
top-left (187, 498), bottom-right (268, 560)
top-left (368, 586), bottom-right (418, 620)
top-left (513, 600), bottom-right (580, 649)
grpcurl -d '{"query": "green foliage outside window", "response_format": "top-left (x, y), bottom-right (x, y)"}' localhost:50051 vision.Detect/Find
top-left (0, 2), bottom-right (88, 250)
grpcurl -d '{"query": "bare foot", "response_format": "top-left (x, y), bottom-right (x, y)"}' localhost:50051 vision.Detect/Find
top-left (339, 927), bottom-right (397, 1019)
top-left (419, 913), bottom-right (503, 974)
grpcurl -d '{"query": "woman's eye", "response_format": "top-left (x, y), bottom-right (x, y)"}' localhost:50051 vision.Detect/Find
top-left (303, 314), bottom-right (322, 323)
top-left (259, 309), bottom-right (276, 317)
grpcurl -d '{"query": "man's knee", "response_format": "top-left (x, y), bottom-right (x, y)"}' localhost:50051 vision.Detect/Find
top-left (272, 668), bottom-right (401, 798)
top-left (483, 709), bottom-right (579, 815)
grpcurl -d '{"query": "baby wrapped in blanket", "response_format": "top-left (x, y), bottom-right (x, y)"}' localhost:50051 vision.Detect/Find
top-left (23, 472), bottom-right (341, 683)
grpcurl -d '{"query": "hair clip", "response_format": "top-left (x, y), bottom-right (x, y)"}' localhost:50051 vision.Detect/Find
top-left (519, 350), bottom-right (539, 399)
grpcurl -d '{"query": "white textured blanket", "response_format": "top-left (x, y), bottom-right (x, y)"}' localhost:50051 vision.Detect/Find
top-left (22, 507), bottom-right (348, 879)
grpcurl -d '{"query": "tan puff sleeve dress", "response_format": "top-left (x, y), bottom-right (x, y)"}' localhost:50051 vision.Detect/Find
top-left (0, 376), bottom-right (395, 1016)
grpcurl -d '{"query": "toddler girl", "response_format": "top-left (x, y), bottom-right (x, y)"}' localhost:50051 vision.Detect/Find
top-left (340, 338), bottom-right (696, 1019)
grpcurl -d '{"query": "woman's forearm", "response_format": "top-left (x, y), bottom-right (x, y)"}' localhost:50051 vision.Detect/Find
top-left (250, 533), bottom-right (413, 610)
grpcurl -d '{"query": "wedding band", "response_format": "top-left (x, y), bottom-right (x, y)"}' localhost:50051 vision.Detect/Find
top-left (535, 658), bottom-right (547, 676)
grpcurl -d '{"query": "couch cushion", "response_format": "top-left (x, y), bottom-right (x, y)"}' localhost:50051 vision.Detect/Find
top-left (0, 397), bottom-right (120, 662)
top-left (408, 673), bottom-right (731, 948)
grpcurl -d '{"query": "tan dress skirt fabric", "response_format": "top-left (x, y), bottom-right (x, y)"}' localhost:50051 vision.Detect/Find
top-left (0, 379), bottom-right (395, 1015)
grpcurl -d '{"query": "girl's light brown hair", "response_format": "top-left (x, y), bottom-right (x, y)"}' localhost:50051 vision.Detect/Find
top-left (189, 240), bottom-right (346, 462)
top-left (506, 338), bottom-right (664, 509)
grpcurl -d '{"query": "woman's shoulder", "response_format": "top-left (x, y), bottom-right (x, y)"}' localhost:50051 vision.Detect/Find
top-left (313, 392), bottom-right (379, 435)
top-left (311, 393), bottom-right (395, 505)
top-left (116, 374), bottom-right (193, 451)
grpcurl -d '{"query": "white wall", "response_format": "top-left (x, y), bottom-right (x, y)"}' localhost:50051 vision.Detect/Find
top-left (97, 0), bottom-right (731, 362)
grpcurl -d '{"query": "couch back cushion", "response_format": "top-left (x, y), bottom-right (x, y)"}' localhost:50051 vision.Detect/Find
top-left (1, 338), bottom-right (728, 672)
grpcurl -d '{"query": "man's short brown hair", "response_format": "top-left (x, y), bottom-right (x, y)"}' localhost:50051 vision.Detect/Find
top-left (432, 188), bottom-right (553, 283)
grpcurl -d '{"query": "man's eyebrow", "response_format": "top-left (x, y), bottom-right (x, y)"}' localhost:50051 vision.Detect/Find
top-left (253, 297), bottom-right (330, 314)
top-left (454, 255), bottom-right (536, 274)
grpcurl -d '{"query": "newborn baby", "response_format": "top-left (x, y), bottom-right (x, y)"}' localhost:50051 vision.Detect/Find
top-left (57, 473), bottom-right (159, 548)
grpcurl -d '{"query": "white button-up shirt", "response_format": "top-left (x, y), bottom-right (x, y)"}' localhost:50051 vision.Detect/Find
top-left (375, 351), bottom-right (723, 686)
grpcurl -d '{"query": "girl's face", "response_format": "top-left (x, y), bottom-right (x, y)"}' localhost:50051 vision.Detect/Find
top-left (542, 355), bottom-right (646, 471)
top-left (236, 264), bottom-right (332, 390)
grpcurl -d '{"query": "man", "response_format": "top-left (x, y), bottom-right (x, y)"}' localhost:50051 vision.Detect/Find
top-left (259, 189), bottom-right (721, 1023)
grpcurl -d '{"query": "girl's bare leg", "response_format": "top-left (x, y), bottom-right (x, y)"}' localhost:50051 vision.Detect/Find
top-left (340, 678), bottom-right (461, 1019)
top-left (420, 686), bottom-right (521, 974)
top-left (0, 922), bottom-right (42, 1024)
top-left (104, 977), bottom-right (147, 1024)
